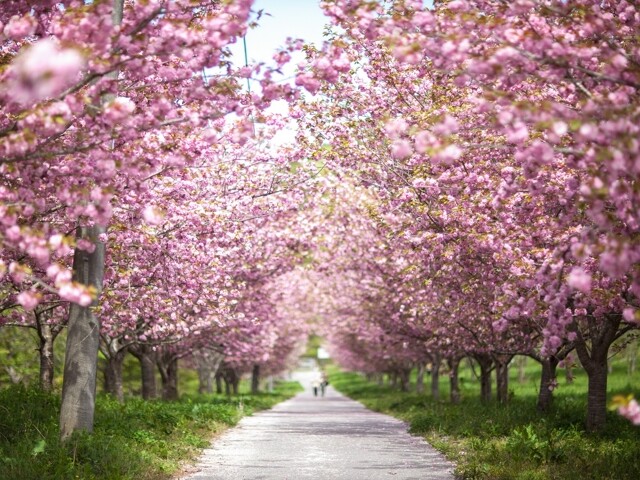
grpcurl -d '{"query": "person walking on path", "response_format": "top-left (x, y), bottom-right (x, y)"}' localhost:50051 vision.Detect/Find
top-left (320, 372), bottom-right (329, 397)
top-left (312, 378), bottom-right (320, 397)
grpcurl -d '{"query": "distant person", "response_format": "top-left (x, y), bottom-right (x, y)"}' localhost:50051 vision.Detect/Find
top-left (320, 373), bottom-right (329, 397)
top-left (312, 378), bottom-right (320, 397)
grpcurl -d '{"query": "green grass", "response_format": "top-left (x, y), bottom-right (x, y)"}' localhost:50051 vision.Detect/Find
top-left (328, 359), bottom-right (640, 480)
top-left (0, 380), bottom-right (302, 480)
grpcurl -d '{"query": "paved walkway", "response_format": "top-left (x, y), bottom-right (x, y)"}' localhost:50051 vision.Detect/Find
top-left (180, 371), bottom-right (455, 480)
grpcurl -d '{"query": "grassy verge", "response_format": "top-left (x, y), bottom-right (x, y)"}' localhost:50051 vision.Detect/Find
top-left (0, 381), bottom-right (302, 480)
top-left (328, 367), bottom-right (640, 480)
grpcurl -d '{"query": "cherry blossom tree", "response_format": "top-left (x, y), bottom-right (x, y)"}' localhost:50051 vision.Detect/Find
top-left (290, 0), bottom-right (639, 430)
top-left (1, 0), bottom-right (307, 438)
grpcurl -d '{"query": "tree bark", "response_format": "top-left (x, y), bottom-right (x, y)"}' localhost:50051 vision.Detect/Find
top-left (448, 357), bottom-right (461, 404)
top-left (36, 319), bottom-right (59, 392)
top-left (565, 359), bottom-right (575, 384)
top-left (59, 225), bottom-right (106, 441)
top-left (140, 352), bottom-right (157, 400)
top-left (399, 368), bottom-right (411, 392)
top-left (129, 344), bottom-right (157, 400)
top-left (573, 314), bottom-right (621, 432)
top-left (103, 348), bottom-right (126, 402)
top-left (157, 351), bottom-right (179, 401)
top-left (586, 360), bottom-right (608, 432)
top-left (251, 364), bottom-right (260, 394)
top-left (537, 357), bottom-right (559, 412)
top-left (161, 358), bottom-right (179, 401)
top-left (416, 363), bottom-right (425, 394)
top-left (475, 355), bottom-right (493, 403)
top-left (221, 367), bottom-right (238, 395)
top-left (215, 372), bottom-right (223, 394)
top-left (195, 350), bottom-right (223, 395)
top-left (495, 355), bottom-right (512, 405)
top-left (198, 366), bottom-right (213, 394)
top-left (516, 356), bottom-right (527, 383)
top-left (232, 373), bottom-right (239, 395)
top-left (431, 353), bottom-right (441, 401)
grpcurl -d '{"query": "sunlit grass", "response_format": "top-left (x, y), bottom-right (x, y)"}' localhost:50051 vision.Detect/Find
top-left (0, 381), bottom-right (302, 480)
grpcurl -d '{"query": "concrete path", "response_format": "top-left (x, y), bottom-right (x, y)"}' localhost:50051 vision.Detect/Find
top-left (180, 371), bottom-right (455, 480)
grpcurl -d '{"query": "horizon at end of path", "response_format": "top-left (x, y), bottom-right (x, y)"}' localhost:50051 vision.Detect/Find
top-left (179, 369), bottom-right (455, 480)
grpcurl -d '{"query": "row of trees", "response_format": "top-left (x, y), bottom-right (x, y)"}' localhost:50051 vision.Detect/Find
top-left (285, 0), bottom-right (640, 431)
top-left (1, 0), bottom-right (639, 443)
top-left (0, 0), bottom-right (315, 440)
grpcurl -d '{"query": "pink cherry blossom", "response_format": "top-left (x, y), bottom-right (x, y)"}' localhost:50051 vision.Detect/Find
top-left (142, 206), bottom-right (165, 225)
top-left (104, 97), bottom-right (136, 123)
top-left (17, 290), bottom-right (40, 310)
top-left (8, 38), bottom-right (85, 105)
top-left (391, 139), bottom-right (412, 159)
top-left (3, 14), bottom-right (36, 40)
top-left (567, 268), bottom-right (592, 293)
top-left (619, 399), bottom-right (640, 426)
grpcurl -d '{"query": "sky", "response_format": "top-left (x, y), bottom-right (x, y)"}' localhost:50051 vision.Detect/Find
top-left (229, 0), bottom-right (329, 80)
top-left (228, 0), bottom-right (330, 146)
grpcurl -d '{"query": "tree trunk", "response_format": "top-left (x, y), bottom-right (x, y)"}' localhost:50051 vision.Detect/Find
top-left (416, 363), bottom-right (425, 394)
top-left (222, 367), bottom-right (238, 395)
top-left (573, 315), bottom-right (621, 432)
top-left (164, 359), bottom-right (179, 400)
top-left (130, 344), bottom-right (157, 400)
top-left (399, 368), bottom-right (411, 392)
top-left (448, 357), bottom-right (461, 405)
top-left (215, 372), bottom-right (223, 394)
top-left (475, 355), bottom-right (493, 403)
top-left (251, 364), bottom-right (260, 394)
top-left (195, 350), bottom-right (223, 395)
top-left (59, 0), bottom-right (121, 440)
top-left (164, 358), bottom-right (179, 401)
top-left (495, 355), bottom-right (512, 405)
top-left (104, 349), bottom-right (126, 402)
top-left (537, 357), bottom-right (559, 412)
top-left (586, 360), bottom-right (608, 431)
top-left (565, 359), bottom-right (575, 384)
top-left (516, 356), bottom-right (527, 383)
top-left (232, 373), bottom-right (239, 395)
top-left (59, 225), bottom-right (106, 441)
top-left (390, 371), bottom-right (398, 388)
top-left (431, 353), bottom-right (441, 400)
top-left (140, 352), bottom-right (157, 400)
top-left (496, 362), bottom-right (509, 404)
top-left (37, 321), bottom-right (57, 392)
top-left (198, 366), bottom-right (213, 394)
top-left (157, 353), bottom-right (179, 401)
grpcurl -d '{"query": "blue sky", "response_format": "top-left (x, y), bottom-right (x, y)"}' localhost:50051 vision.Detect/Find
top-left (230, 0), bottom-right (328, 71)
top-left (226, 1), bottom-right (329, 145)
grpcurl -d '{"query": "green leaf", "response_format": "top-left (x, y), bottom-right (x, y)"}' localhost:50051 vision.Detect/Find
top-left (31, 439), bottom-right (46, 457)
